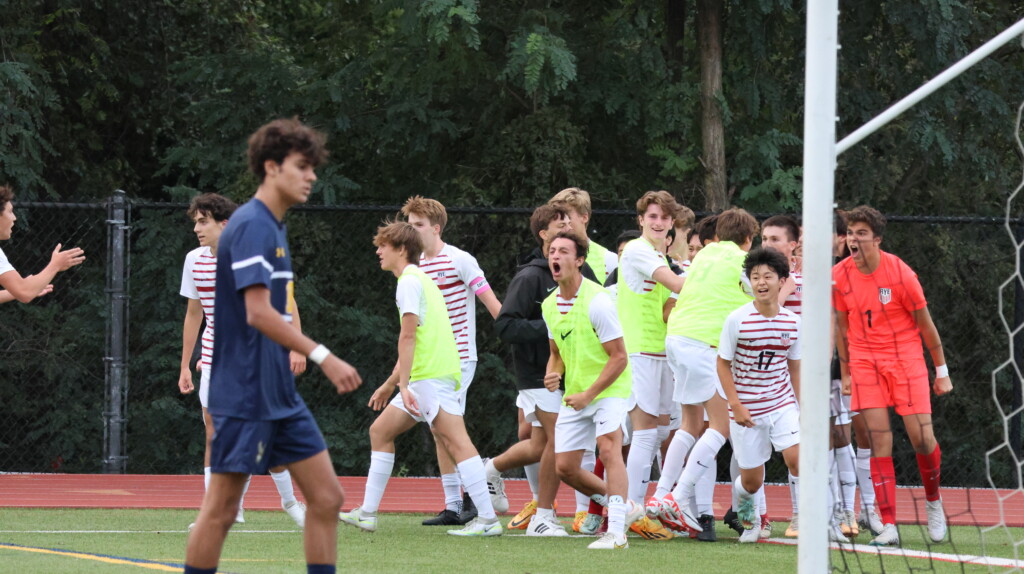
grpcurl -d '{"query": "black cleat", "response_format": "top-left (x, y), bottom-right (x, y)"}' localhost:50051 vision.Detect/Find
top-left (723, 507), bottom-right (744, 536)
top-left (697, 514), bottom-right (717, 542)
top-left (422, 509), bottom-right (462, 526)
top-left (458, 492), bottom-right (477, 524)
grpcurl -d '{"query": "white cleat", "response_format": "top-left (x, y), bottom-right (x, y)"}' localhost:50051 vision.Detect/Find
top-left (925, 499), bottom-right (947, 543)
top-left (625, 500), bottom-right (646, 527)
top-left (339, 507), bottom-right (377, 532)
top-left (526, 513), bottom-right (569, 537)
top-left (235, 508), bottom-right (245, 524)
top-left (869, 523), bottom-right (900, 546)
top-left (859, 506), bottom-right (884, 536)
top-left (447, 517), bottom-right (503, 537)
top-left (588, 532), bottom-right (628, 549)
top-left (484, 462), bottom-right (509, 514)
top-left (283, 499), bottom-right (306, 528)
top-left (739, 526), bottom-right (760, 543)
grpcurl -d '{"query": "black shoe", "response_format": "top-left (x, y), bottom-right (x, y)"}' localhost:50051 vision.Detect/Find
top-left (697, 514), bottom-right (717, 542)
top-left (422, 509), bottom-right (462, 526)
top-left (723, 507), bottom-right (743, 536)
top-left (458, 492), bottom-right (477, 524)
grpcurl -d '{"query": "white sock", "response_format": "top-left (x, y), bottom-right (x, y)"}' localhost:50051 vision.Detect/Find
top-left (362, 451), bottom-right (395, 514)
top-left (696, 457), bottom-right (716, 516)
top-left (203, 467), bottom-right (211, 491)
top-left (671, 429), bottom-right (726, 503)
top-left (836, 445), bottom-right (857, 513)
top-left (656, 425), bottom-right (671, 447)
top-left (457, 455), bottom-right (496, 520)
top-left (238, 474), bottom-right (252, 512)
top-left (626, 428), bottom-right (659, 504)
top-left (757, 484), bottom-right (767, 515)
top-left (655, 431), bottom-right (695, 498)
top-left (591, 493), bottom-right (609, 507)
top-left (536, 507), bottom-right (556, 521)
top-left (734, 475), bottom-right (755, 502)
top-left (856, 447), bottom-right (874, 512)
top-left (271, 469), bottom-right (297, 505)
top-left (830, 449), bottom-right (841, 512)
top-left (441, 473), bottom-right (462, 512)
top-left (607, 495), bottom-right (627, 537)
top-left (576, 450), bottom-right (596, 512)
top-left (524, 462), bottom-right (540, 500)
top-left (789, 474), bottom-right (800, 516)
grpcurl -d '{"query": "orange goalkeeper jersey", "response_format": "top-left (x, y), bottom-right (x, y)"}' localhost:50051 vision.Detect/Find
top-left (832, 251), bottom-right (928, 360)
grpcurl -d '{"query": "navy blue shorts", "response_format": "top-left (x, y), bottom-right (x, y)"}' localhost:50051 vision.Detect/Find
top-left (210, 408), bottom-right (327, 474)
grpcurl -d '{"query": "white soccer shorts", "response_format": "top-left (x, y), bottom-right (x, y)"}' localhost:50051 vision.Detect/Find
top-left (516, 387), bottom-right (563, 425)
top-left (389, 377), bottom-right (462, 426)
top-left (666, 405), bottom-right (682, 431)
top-left (452, 360), bottom-right (477, 416)
top-left (629, 354), bottom-right (675, 417)
top-left (199, 367), bottom-right (211, 409)
top-left (830, 378), bottom-right (853, 425)
top-left (730, 405), bottom-right (801, 470)
top-left (667, 336), bottom-right (724, 405)
top-left (554, 397), bottom-right (630, 454)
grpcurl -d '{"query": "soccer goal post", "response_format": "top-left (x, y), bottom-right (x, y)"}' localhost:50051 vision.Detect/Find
top-left (800, 5), bottom-right (1024, 573)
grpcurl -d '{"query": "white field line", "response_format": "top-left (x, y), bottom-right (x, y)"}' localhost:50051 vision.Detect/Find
top-left (768, 537), bottom-right (1024, 568)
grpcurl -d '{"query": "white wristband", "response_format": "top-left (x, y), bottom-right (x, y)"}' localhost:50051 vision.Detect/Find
top-left (309, 344), bottom-right (330, 366)
top-left (935, 364), bottom-right (949, 378)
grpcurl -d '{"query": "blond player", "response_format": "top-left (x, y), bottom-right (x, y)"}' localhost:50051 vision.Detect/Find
top-left (398, 196), bottom-right (501, 526)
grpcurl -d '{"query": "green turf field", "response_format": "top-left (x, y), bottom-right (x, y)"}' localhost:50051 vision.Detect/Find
top-left (0, 508), bottom-right (1019, 573)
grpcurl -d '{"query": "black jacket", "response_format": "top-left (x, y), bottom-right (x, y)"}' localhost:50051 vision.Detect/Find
top-left (495, 248), bottom-right (597, 391)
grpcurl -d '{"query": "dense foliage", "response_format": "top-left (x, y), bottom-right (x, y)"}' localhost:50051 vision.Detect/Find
top-left (3, 1), bottom-right (1021, 211)
top-left (3, 1), bottom-right (1024, 485)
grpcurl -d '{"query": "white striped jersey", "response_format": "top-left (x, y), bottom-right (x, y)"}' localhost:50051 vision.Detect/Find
top-left (180, 246), bottom-right (217, 369)
top-left (419, 243), bottom-right (491, 362)
top-left (718, 301), bottom-right (801, 419)
top-left (782, 270), bottom-right (802, 315)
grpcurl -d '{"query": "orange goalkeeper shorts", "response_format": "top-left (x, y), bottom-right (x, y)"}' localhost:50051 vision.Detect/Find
top-left (849, 356), bottom-right (931, 415)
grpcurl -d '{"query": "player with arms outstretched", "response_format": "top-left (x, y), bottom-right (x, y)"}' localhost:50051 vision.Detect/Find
top-left (0, 185), bottom-right (83, 304)
top-left (183, 119), bottom-right (362, 574)
top-left (833, 205), bottom-right (952, 546)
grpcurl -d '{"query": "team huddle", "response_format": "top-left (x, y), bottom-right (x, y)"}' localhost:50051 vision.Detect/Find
top-left (0, 118), bottom-right (954, 572)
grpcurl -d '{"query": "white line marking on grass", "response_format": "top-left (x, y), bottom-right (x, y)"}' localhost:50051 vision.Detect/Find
top-left (767, 537), bottom-right (1024, 568)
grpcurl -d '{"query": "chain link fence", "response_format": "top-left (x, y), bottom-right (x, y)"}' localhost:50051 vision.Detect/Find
top-left (0, 194), bottom-right (1017, 490)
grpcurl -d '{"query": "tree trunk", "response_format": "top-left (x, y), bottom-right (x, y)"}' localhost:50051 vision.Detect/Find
top-left (697, 0), bottom-right (727, 211)
top-left (665, 0), bottom-right (687, 65)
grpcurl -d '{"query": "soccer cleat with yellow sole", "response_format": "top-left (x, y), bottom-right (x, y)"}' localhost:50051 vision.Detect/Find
top-left (507, 499), bottom-right (537, 530)
top-left (629, 516), bottom-right (675, 541)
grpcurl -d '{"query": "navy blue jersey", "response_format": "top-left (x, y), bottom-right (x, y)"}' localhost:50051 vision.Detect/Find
top-left (209, 199), bottom-right (305, 420)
